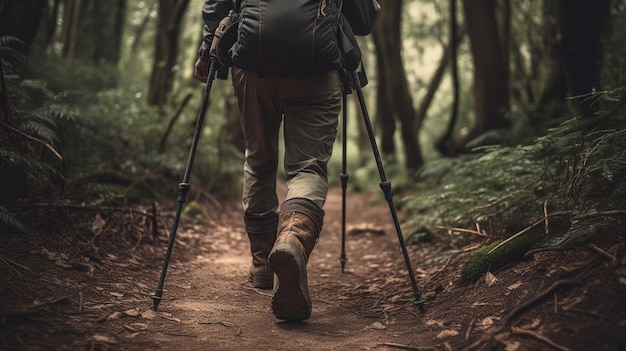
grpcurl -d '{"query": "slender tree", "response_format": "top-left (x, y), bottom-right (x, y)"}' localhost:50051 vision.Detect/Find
top-left (60, 0), bottom-right (127, 66)
top-left (372, 0), bottom-right (423, 172)
top-left (557, 0), bottom-right (610, 117)
top-left (455, 0), bottom-right (509, 152)
top-left (146, 0), bottom-right (191, 106)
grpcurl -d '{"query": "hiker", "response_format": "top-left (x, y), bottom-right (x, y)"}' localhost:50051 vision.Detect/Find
top-left (195, 0), bottom-right (340, 322)
top-left (194, 0), bottom-right (378, 321)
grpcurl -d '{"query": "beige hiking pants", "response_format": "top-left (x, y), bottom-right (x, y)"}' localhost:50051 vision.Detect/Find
top-left (232, 68), bottom-right (342, 220)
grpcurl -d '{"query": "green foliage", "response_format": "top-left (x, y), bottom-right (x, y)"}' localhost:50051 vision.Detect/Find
top-left (403, 90), bottom-right (626, 282)
top-left (0, 36), bottom-right (26, 73)
top-left (404, 91), bottom-right (626, 241)
top-left (1, 48), bottom-right (245, 227)
top-left (0, 207), bottom-right (29, 234)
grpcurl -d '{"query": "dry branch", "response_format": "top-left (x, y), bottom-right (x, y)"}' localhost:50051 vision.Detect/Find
top-left (510, 326), bottom-right (569, 351)
top-left (504, 280), bottom-right (582, 326)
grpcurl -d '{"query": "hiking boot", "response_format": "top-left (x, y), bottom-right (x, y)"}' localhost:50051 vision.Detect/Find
top-left (247, 229), bottom-right (276, 289)
top-left (268, 198), bottom-right (323, 321)
top-left (245, 213), bottom-right (278, 289)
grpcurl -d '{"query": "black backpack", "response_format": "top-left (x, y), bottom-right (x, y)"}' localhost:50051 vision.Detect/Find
top-left (342, 0), bottom-right (380, 36)
top-left (216, 0), bottom-right (379, 77)
top-left (228, 0), bottom-right (343, 77)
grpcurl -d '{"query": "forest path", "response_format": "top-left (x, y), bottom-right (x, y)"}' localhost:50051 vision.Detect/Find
top-left (1, 186), bottom-right (625, 350)
top-left (132, 187), bottom-right (438, 350)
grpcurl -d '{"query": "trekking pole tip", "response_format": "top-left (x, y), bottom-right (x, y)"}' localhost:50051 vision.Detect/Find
top-left (413, 298), bottom-right (426, 313)
top-left (151, 294), bottom-right (162, 311)
top-left (339, 254), bottom-right (347, 273)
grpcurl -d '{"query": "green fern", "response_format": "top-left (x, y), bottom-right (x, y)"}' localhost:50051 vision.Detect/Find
top-left (0, 147), bottom-right (60, 176)
top-left (404, 103), bottom-right (626, 241)
top-left (0, 36), bottom-right (26, 73)
top-left (0, 208), bottom-right (29, 234)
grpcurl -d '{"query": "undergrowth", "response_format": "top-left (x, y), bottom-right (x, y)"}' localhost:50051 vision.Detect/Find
top-left (403, 89), bottom-right (626, 278)
top-left (0, 47), bottom-right (242, 233)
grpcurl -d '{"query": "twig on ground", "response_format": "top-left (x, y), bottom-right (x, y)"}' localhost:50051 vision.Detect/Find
top-left (573, 210), bottom-right (626, 220)
top-left (465, 318), bottom-right (475, 341)
top-left (587, 243), bottom-right (618, 266)
top-left (504, 280), bottom-right (582, 326)
top-left (510, 326), bottom-right (569, 351)
top-left (0, 254), bottom-right (35, 277)
top-left (381, 342), bottom-right (436, 351)
top-left (198, 321), bottom-right (242, 336)
top-left (563, 307), bottom-right (610, 321)
top-left (543, 193), bottom-right (555, 234)
top-left (29, 296), bottom-right (72, 309)
top-left (437, 226), bottom-right (487, 237)
top-left (78, 292), bottom-right (84, 313)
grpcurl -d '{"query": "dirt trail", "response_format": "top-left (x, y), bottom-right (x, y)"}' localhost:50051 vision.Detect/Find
top-left (133, 187), bottom-right (435, 351)
top-left (1, 187), bottom-right (625, 351)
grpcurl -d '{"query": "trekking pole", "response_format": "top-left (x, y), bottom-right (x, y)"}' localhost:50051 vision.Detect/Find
top-left (339, 92), bottom-right (349, 273)
top-left (151, 13), bottom-right (233, 311)
top-left (151, 57), bottom-right (218, 311)
top-left (347, 69), bottom-right (426, 313)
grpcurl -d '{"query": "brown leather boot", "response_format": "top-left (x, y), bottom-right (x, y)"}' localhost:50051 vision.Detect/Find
top-left (269, 198), bottom-right (324, 321)
top-left (247, 230), bottom-right (276, 289)
top-left (245, 214), bottom-right (278, 289)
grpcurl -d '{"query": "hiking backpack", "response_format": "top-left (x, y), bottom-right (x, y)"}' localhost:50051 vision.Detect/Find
top-left (342, 0), bottom-right (380, 36)
top-left (216, 0), bottom-right (380, 77)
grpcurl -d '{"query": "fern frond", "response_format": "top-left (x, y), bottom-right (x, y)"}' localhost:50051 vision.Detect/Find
top-left (0, 36), bottom-right (26, 73)
top-left (0, 208), bottom-right (29, 234)
top-left (0, 147), bottom-right (60, 176)
top-left (19, 117), bottom-right (59, 145)
top-left (405, 112), bottom-right (626, 240)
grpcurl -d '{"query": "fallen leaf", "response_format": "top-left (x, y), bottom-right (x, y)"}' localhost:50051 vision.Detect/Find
top-left (141, 309), bottom-right (157, 320)
top-left (107, 312), bottom-right (122, 320)
top-left (92, 334), bottom-right (117, 344)
top-left (436, 329), bottom-right (459, 339)
top-left (485, 271), bottom-right (498, 286)
top-left (91, 214), bottom-right (106, 232)
top-left (128, 322), bottom-right (149, 330)
top-left (504, 341), bottom-right (520, 351)
top-left (367, 321), bottom-right (386, 330)
top-left (480, 316), bottom-right (497, 330)
top-left (125, 309), bottom-right (140, 317)
top-left (54, 260), bottom-right (72, 269)
top-left (507, 281), bottom-right (522, 291)
top-left (425, 319), bottom-right (445, 327)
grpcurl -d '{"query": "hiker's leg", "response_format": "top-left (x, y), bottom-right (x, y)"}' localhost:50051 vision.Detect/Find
top-left (232, 68), bottom-right (283, 288)
top-left (268, 70), bottom-right (341, 320)
top-left (281, 70), bottom-right (342, 208)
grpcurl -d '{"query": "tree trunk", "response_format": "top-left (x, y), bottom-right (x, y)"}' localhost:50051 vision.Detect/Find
top-left (528, 0), bottom-right (567, 120)
top-left (60, 0), bottom-right (126, 66)
top-left (557, 0), bottom-right (610, 117)
top-left (146, 0), bottom-right (191, 106)
top-left (372, 0), bottom-right (423, 172)
top-left (61, 0), bottom-right (84, 59)
top-left (0, 0), bottom-right (47, 53)
top-left (93, 0), bottom-right (127, 65)
top-left (31, 0), bottom-right (63, 56)
top-left (458, 0), bottom-right (510, 152)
